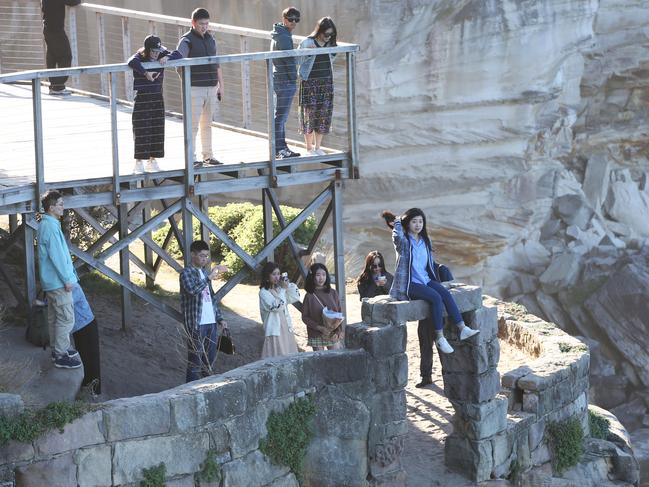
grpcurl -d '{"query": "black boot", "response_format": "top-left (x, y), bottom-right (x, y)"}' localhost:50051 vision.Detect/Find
top-left (415, 376), bottom-right (433, 388)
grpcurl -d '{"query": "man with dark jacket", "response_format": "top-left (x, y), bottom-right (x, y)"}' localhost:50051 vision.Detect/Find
top-left (177, 8), bottom-right (224, 166)
top-left (270, 7), bottom-right (301, 159)
top-left (41, 0), bottom-right (81, 96)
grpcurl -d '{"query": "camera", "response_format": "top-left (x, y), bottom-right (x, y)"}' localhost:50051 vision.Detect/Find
top-left (281, 272), bottom-right (289, 281)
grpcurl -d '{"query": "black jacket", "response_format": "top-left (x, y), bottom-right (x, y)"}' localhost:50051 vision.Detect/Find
top-left (41, 0), bottom-right (81, 31)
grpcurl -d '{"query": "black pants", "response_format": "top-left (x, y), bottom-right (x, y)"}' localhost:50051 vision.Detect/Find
top-left (43, 28), bottom-right (72, 90)
top-left (418, 318), bottom-right (435, 379)
top-left (72, 319), bottom-right (101, 394)
top-left (132, 92), bottom-right (165, 159)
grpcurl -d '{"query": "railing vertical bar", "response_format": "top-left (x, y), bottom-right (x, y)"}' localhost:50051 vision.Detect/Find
top-left (266, 59), bottom-right (277, 187)
top-left (32, 78), bottom-right (45, 207)
top-left (109, 73), bottom-right (120, 206)
top-left (148, 20), bottom-right (157, 36)
top-left (331, 180), bottom-right (346, 321)
top-left (68, 6), bottom-right (79, 87)
top-left (346, 52), bottom-right (359, 179)
top-left (240, 36), bottom-right (252, 129)
top-left (122, 17), bottom-right (133, 101)
top-left (96, 12), bottom-right (108, 95)
top-left (181, 66), bottom-right (194, 196)
top-left (23, 213), bottom-right (37, 312)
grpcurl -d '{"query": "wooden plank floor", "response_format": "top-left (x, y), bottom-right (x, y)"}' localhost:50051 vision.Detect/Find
top-left (0, 82), bottom-right (323, 190)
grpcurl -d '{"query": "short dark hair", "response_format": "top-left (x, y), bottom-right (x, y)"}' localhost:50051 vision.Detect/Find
top-left (190, 240), bottom-right (210, 253)
top-left (41, 190), bottom-right (62, 212)
top-left (282, 7), bottom-right (300, 19)
top-left (259, 261), bottom-right (280, 290)
top-left (192, 8), bottom-right (210, 21)
top-left (304, 262), bottom-right (331, 293)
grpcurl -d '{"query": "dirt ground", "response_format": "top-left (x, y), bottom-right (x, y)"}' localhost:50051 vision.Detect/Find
top-left (0, 231), bottom-right (530, 486)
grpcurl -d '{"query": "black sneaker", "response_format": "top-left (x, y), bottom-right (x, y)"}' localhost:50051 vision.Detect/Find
top-left (415, 377), bottom-right (433, 388)
top-left (54, 354), bottom-right (82, 369)
top-left (276, 148), bottom-right (290, 159)
top-left (51, 349), bottom-right (80, 362)
top-left (203, 157), bottom-right (223, 165)
top-left (49, 87), bottom-right (71, 96)
top-left (193, 161), bottom-right (203, 169)
top-left (285, 149), bottom-right (301, 158)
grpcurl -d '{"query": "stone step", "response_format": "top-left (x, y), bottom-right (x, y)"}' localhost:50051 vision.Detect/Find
top-left (360, 283), bottom-right (482, 325)
top-left (2, 326), bottom-right (83, 409)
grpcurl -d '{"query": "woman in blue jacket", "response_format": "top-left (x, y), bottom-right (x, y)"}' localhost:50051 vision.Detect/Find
top-left (297, 17), bottom-right (337, 155)
top-left (382, 208), bottom-right (479, 360)
top-left (127, 35), bottom-right (182, 174)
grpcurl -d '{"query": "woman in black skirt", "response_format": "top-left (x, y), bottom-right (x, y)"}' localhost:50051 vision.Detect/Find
top-left (127, 35), bottom-right (182, 174)
top-left (298, 17), bottom-right (337, 156)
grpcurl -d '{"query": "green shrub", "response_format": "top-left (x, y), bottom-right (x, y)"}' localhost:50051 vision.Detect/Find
top-left (151, 202), bottom-right (316, 280)
top-left (0, 401), bottom-right (91, 446)
top-left (140, 463), bottom-right (166, 487)
top-left (260, 396), bottom-right (316, 484)
top-left (589, 410), bottom-right (610, 440)
top-left (548, 417), bottom-right (583, 473)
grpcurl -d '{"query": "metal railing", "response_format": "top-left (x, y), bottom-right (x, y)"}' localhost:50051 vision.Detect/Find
top-left (0, 2), bottom-right (359, 206)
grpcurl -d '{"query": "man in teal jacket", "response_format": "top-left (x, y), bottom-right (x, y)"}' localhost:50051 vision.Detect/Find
top-left (37, 191), bottom-right (82, 369)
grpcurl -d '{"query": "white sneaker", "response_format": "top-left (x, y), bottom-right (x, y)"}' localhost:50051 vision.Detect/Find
top-left (315, 148), bottom-right (326, 156)
top-left (307, 149), bottom-right (318, 156)
top-left (436, 336), bottom-right (454, 354)
top-left (145, 158), bottom-right (160, 172)
top-left (133, 160), bottom-right (145, 174)
top-left (460, 326), bottom-right (480, 341)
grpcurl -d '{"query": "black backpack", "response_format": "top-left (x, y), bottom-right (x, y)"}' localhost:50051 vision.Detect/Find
top-left (25, 297), bottom-right (49, 349)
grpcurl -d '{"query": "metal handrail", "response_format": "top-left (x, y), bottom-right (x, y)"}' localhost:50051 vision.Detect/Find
top-left (0, 45), bottom-right (358, 84)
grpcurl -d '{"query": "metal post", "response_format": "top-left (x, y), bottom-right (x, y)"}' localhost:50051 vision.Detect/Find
top-left (240, 36), bottom-right (252, 129)
top-left (68, 5), bottom-right (79, 87)
top-left (199, 194), bottom-right (210, 244)
top-left (118, 197), bottom-right (131, 330)
top-left (182, 199), bottom-right (193, 269)
top-left (331, 180), bottom-right (346, 320)
top-left (23, 213), bottom-right (37, 311)
top-left (32, 79), bottom-right (45, 208)
top-left (122, 17), bottom-right (134, 101)
top-left (9, 215), bottom-right (18, 233)
top-left (148, 20), bottom-right (157, 36)
top-left (346, 52), bottom-right (359, 179)
top-left (262, 189), bottom-right (273, 261)
top-left (96, 12), bottom-right (108, 95)
top-left (181, 66), bottom-right (194, 195)
top-left (266, 59), bottom-right (277, 187)
top-left (109, 73), bottom-right (121, 207)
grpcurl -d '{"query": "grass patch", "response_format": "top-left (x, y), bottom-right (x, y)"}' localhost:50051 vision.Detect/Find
top-left (589, 410), bottom-right (610, 440)
top-left (79, 271), bottom-right (122, 295)
top-left (196, 449), bottom-right (221, 484)
top-left (260, 396), bottom-right (316, 484)
top-left (0, 401), bottom-right (92, 446)
top-left (548, 417), bottom-right (583, 473)
top-left (140, 463), bottom-right (166, 487)
top-left (558, 342), bottom-right (589, 353)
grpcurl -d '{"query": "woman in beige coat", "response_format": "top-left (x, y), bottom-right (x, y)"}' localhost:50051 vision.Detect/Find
top-left (259, 261), bottom-right (300, 358)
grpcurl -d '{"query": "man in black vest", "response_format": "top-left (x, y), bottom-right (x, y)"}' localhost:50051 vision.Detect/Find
top-left (177, 8), bottom-right (224, 167)
top-left (41, 0), bottom-right (81, 96)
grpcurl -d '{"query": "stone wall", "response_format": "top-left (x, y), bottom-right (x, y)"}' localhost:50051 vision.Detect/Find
top-left (0, 322), bottom-right (408, 486)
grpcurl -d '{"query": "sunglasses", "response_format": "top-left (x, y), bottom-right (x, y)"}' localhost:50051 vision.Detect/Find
top-left (286, 17), bottom-right (300, 23)
top-left (323, 31), bottom-right (334, 38)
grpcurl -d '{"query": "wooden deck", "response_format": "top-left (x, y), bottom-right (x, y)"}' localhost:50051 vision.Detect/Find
top-left (0, 82), bottom-right (349, 212)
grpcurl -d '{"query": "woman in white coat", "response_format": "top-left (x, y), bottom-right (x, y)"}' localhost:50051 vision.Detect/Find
top-left (259, 261), bottom-right (300, 358)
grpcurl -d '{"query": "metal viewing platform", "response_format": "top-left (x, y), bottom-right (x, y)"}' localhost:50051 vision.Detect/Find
top-left (0, 2), bottom-right (359, 326)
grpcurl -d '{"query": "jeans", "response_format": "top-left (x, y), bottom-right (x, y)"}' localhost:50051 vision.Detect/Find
top-left (408, 280), bottom-right (463, 331)
top-left (273, 80), bottom-right (297, 151)
top-left (186, 323), bottom-right (218, 383)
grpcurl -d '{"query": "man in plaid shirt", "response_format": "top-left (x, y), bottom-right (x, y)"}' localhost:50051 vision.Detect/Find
top-left (180, 240), bottom-right (228, 382)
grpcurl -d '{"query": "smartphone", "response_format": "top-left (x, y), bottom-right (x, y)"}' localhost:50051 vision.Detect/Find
top-left (217, 92), bottom-right (222, 101)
